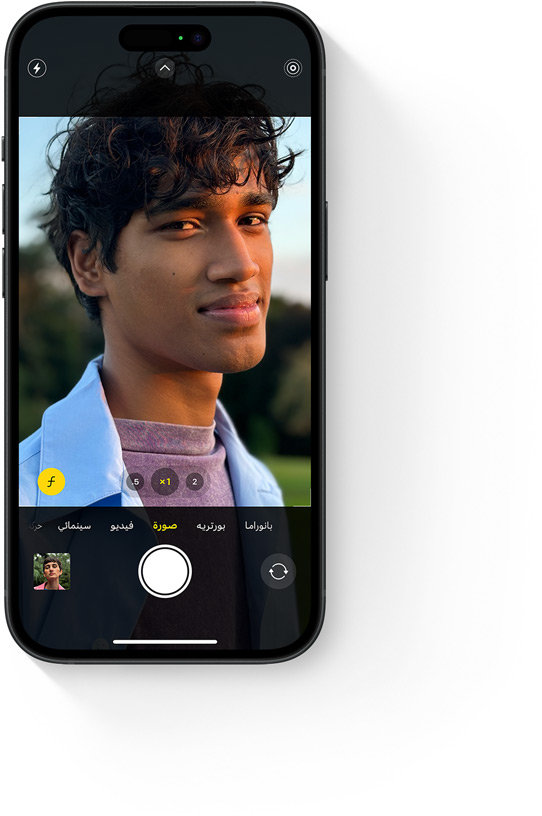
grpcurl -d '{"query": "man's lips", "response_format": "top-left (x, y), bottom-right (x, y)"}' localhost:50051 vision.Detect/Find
top-left (198, 293), bottom-right (262, 326)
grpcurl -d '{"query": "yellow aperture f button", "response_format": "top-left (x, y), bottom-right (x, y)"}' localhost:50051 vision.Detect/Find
top-left (37, 468), bottom-right (66, 496)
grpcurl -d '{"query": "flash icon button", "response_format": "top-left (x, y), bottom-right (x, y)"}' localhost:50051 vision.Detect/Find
top-left (27, 59), bottom-right (47, 78)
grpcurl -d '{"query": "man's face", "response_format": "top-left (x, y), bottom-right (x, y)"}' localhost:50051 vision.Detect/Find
top-left (99, 172), bottom-right (274, 375)
top-left (43, 562), bottom-right (62, 582)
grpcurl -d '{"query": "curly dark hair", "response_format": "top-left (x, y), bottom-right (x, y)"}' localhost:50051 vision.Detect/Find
top-left (42, 112), bottom-right (297, 323)
top-left (43, 556), bottom-right (62, 571)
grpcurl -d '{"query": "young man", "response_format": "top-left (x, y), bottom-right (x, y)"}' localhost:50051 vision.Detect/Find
top-left (19, 115), bottom-right (296, 509)
top-left (34, 556), bottom-right (66, 590)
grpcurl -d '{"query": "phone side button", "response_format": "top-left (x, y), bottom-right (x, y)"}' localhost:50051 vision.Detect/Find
top-left (325, 201), bottom-right (328, 281)
top-left (1, 136), bottom-right (4, 162)
top-left (2, 248), bottom-right (4, 298)
top-left (2, 184), bottom-right (4, 234)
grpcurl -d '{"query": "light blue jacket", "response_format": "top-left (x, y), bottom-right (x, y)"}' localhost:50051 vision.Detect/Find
top-left (19, 357), bottom-right (283, 508)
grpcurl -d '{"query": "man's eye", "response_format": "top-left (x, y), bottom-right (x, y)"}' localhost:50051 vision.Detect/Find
top-left (239, 215), bottom-right (268, 227)
top-left (159, 221), bottom-right (197, 231)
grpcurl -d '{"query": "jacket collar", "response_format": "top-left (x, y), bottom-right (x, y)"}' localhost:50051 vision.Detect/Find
top-left (215, 403), bottom-right (281, 507)
top-left (38, 358), bottom-right (140, 508)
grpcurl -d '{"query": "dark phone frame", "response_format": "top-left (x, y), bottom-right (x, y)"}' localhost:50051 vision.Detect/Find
top-left (4, 2), bottom-right (326, 664)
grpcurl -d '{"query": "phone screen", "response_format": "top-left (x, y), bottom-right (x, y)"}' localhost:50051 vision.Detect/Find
top-left (7, 5), bottom-right (324, 661)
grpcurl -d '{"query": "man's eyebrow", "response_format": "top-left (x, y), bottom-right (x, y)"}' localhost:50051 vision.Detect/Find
top-left (149, 191), bottom-right (275, 216)
top-left (239, 192), bottom-right (276, 208)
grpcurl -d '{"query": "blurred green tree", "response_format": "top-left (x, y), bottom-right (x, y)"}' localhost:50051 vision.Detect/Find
top-left (271, 340), bottom-right (311, 436)
top-left (19, 241), bottom-right (103, 440)
top-left (220, 296), bottom-right (311, 457)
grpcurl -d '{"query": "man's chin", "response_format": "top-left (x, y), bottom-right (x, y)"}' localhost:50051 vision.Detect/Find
top-left (209, 347), bottom-right (266, 374)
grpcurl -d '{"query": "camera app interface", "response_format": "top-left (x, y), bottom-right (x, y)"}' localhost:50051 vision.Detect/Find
top-left (13, 11), bottom-right (320, 659)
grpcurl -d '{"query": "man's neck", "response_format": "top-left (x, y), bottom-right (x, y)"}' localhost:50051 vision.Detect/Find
top-left (46, 579), bottom-right (59, 590)
top-left (101, 347), bottom-right (223, 427)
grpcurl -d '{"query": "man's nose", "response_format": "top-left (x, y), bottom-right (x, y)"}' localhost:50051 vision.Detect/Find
top-left (205, 225), bottom-right (259, 282)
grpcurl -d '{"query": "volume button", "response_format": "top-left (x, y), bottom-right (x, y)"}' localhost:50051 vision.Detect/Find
top-left (325, 201), bottom-right (328, 281)
top-left (2, 184), bottom-right (4, 234)
top-left (2, 248), bottom-right (4, 298)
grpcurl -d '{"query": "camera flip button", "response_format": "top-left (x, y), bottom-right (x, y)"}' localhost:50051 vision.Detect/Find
top-left (260, 553), bottom-right (297, 590)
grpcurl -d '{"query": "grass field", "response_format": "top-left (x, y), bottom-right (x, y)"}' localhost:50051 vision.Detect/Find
top-left (262, 456), bottom-right (311, 507)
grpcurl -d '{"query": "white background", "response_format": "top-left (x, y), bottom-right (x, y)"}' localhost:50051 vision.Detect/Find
top-left (2, 1), bottom-right (542, 814)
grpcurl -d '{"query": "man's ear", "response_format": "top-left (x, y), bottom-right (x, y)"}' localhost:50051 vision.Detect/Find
top-left (67, 230), bottom-right (109, 297)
